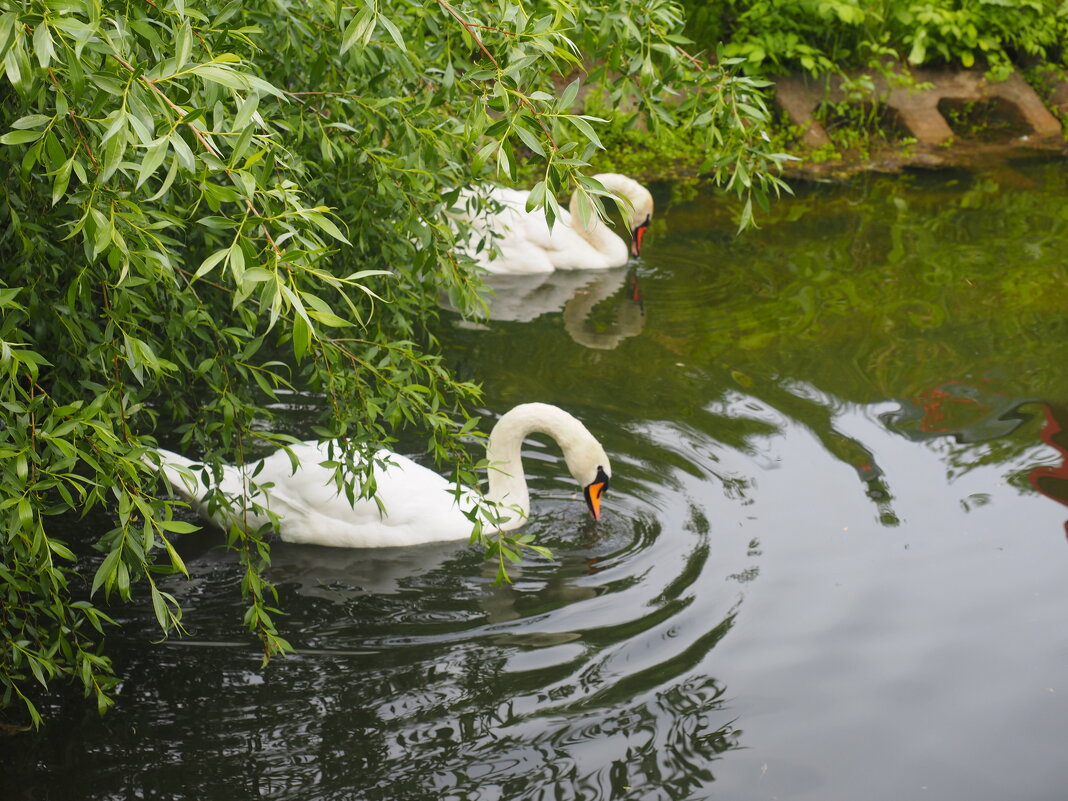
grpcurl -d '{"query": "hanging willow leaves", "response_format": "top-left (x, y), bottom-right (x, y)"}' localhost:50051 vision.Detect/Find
top-left (0, 0), bottom-right (784, 725)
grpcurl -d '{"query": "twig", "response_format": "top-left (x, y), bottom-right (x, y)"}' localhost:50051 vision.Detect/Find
top-left (434, 0), bottom-right (501, 70)
top-left (47, 69), bottom-right (100, 169)
top-left (468, 23), bottom-right (517, 37)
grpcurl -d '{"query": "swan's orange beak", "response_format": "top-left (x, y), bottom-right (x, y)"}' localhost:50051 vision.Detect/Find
top-left (584, 467), bottom-right (610, 521)
top-left (631, 218), bottom-right (650, 258)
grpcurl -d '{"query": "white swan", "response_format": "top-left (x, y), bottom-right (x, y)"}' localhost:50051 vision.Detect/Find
top-left (458, 173), bottom-right (653, 274)
top-left (149, 403), bottom-right (611, 548)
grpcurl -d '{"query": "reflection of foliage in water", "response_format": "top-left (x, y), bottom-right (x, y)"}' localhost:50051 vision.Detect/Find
top-left (447, 160), bottom-right (1068, 524)
top-left (662, 165), bottom-right (1068, 400)
top-left (646, 161), bottom-right (1068, 492)
top-left (674, 165), bottom-right (1068, 514)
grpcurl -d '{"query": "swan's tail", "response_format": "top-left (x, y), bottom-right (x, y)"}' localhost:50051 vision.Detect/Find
top-left (144, 448), bottom-right (222, 518)
top-left (145, 448), bottom-right (274, 532)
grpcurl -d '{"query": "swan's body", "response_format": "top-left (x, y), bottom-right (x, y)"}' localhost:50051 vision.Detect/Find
top-left (150, 403), bottom-right (611, 548)
top-left (458, 173), bottom-right (653, 274)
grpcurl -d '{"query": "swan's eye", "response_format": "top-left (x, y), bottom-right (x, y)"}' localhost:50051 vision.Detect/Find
top-left (594, 465), bottom-right (610, 494)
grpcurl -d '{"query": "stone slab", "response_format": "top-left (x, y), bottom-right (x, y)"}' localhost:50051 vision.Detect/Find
top-left (774, 65), bottom-right (1063, 147)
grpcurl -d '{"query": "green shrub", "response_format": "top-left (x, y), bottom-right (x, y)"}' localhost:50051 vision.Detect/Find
top-left (678, 0), bottom-right (1068, 77)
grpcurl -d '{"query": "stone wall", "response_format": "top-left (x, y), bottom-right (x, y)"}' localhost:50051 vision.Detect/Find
top-left (774, 66), bottom-right (1063, 149)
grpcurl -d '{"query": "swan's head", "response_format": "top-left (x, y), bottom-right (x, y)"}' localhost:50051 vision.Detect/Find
top-left (614, 176), bottom-right (655, 258)
top-left (625, 187), bottom-right (653, 258)
top-left (589, 174), bottom-right (654, 259)
top-left (489, 402), bottom-right (613, 523)
top-left (563, 435), bottom-right (611, 521)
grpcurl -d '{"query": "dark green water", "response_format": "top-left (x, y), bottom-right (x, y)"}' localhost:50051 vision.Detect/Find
top-left (4, 159), bottom-right (1068, 800)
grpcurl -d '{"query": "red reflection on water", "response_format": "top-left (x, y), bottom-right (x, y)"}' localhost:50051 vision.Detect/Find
top-left (626, 267), bottom-right (643, 305)
top-left (914, 380), bottom-right (994, 433)
top-left (1029, 404), bottom-right (1068, 540)
top-left (901, 382), bottom-right (1067, 539)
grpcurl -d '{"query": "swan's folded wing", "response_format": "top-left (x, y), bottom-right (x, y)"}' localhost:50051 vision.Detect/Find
top-left (264, 448), bottom-right (476, 547)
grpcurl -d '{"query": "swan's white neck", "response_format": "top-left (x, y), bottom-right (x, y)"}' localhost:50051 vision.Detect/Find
top-left (484, 402), bottom-right (606, 530)
top-left (568, 173), bottom-right (646, 263)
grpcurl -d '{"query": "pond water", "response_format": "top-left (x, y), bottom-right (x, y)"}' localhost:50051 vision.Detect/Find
top-left (5, 158), bottom-right (1068, 801)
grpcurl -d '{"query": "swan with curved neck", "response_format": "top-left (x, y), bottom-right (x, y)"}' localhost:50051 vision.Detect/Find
top-left (460, 173), bottom-right (653, 274)
top-left (150, 403), bottom-right (611, 548)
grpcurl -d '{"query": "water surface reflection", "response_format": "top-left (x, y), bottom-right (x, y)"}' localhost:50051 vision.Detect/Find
top-left (445, 267), bottom-right (646, 350)
top-left (6, 159), bottom-right (1068, 801)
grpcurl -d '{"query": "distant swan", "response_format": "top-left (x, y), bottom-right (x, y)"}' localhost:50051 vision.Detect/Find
top-left (149, 403), bottom-right (611, 548)
top-left (458, 173), bottom-right (653, 274)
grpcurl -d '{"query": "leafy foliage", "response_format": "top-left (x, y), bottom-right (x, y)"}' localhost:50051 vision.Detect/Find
top-left (680, 0), bottom-right (1068, 77)
top-left (0, 0), bottom-right (784, 723)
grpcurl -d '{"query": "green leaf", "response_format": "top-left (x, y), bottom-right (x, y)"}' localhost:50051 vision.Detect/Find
top-left (304, 211), bottom-right (350, 244)
top-left (307, 308), bottom-right (352, 327)
top-left (176, 22), bottom-right (193, 67)
top-left (141, 155), bottom-right (174, 201)
top-left (90, 208), bottom-right (113, 259)
top-left (101, 112), bottom-right (127, 144)
top-left (908, 36), bottom-right (927, 65)
top-left (292, 314), bottom-right (311, 361)
top-left (169, 131), bottom-right (195, 172)
top-left (51, 158), bottom-right (72, 205)
top-left (377, 15), bottom-right (406, 52)
top-left (3, 40), bottom-right (22, 86)
top-left (194, 248), bottom-right (228, 279)
top-left (163, 537), bottom-right (190, 578)
top-left (136, 138), bottom-right (169, 188)
top-left (11, 114), bottom-right (51, 130)
top-left (570, 116), bottom-right (603, 150)
top-left (341, 8), bottom-right (376, 55)
top-left (32, 22), bottom-right (54, 68)
top-left (232, 93), bottom-right (259, 133)
top-left (91, 548), bottom-right (121, 597)
top-left (100, 129), bottom-right (126, 182)
top-left (47, 539), bottom-right (76, 561)
top-left (227, 242), bottom-right (246, 280)
top-left (736, 196), bottom-right (753, 234)
top-left (22, 697), bottom-right (42, 729)
top-left (150, 584), bottom-right (169, 630)
top-left (159, 519), bottom-right (200, 534)
top-left (28, 655), bottom-right (48, 689)
top-left (196, 65), bottom-right (249, 90)
top-left (0, 130), bottom-right (43, 145)
top-left (524, 180), bottom-right (547, 212)
top-left (513, 122), bottom-right (545, 157)
top-left (558, 78), bottom-right (581, 110)
top-left (115, 560), bottom-right (131, 600)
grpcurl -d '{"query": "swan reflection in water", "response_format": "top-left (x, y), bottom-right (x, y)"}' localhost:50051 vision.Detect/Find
top-left (444, 266), bottom-right (646, 350)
